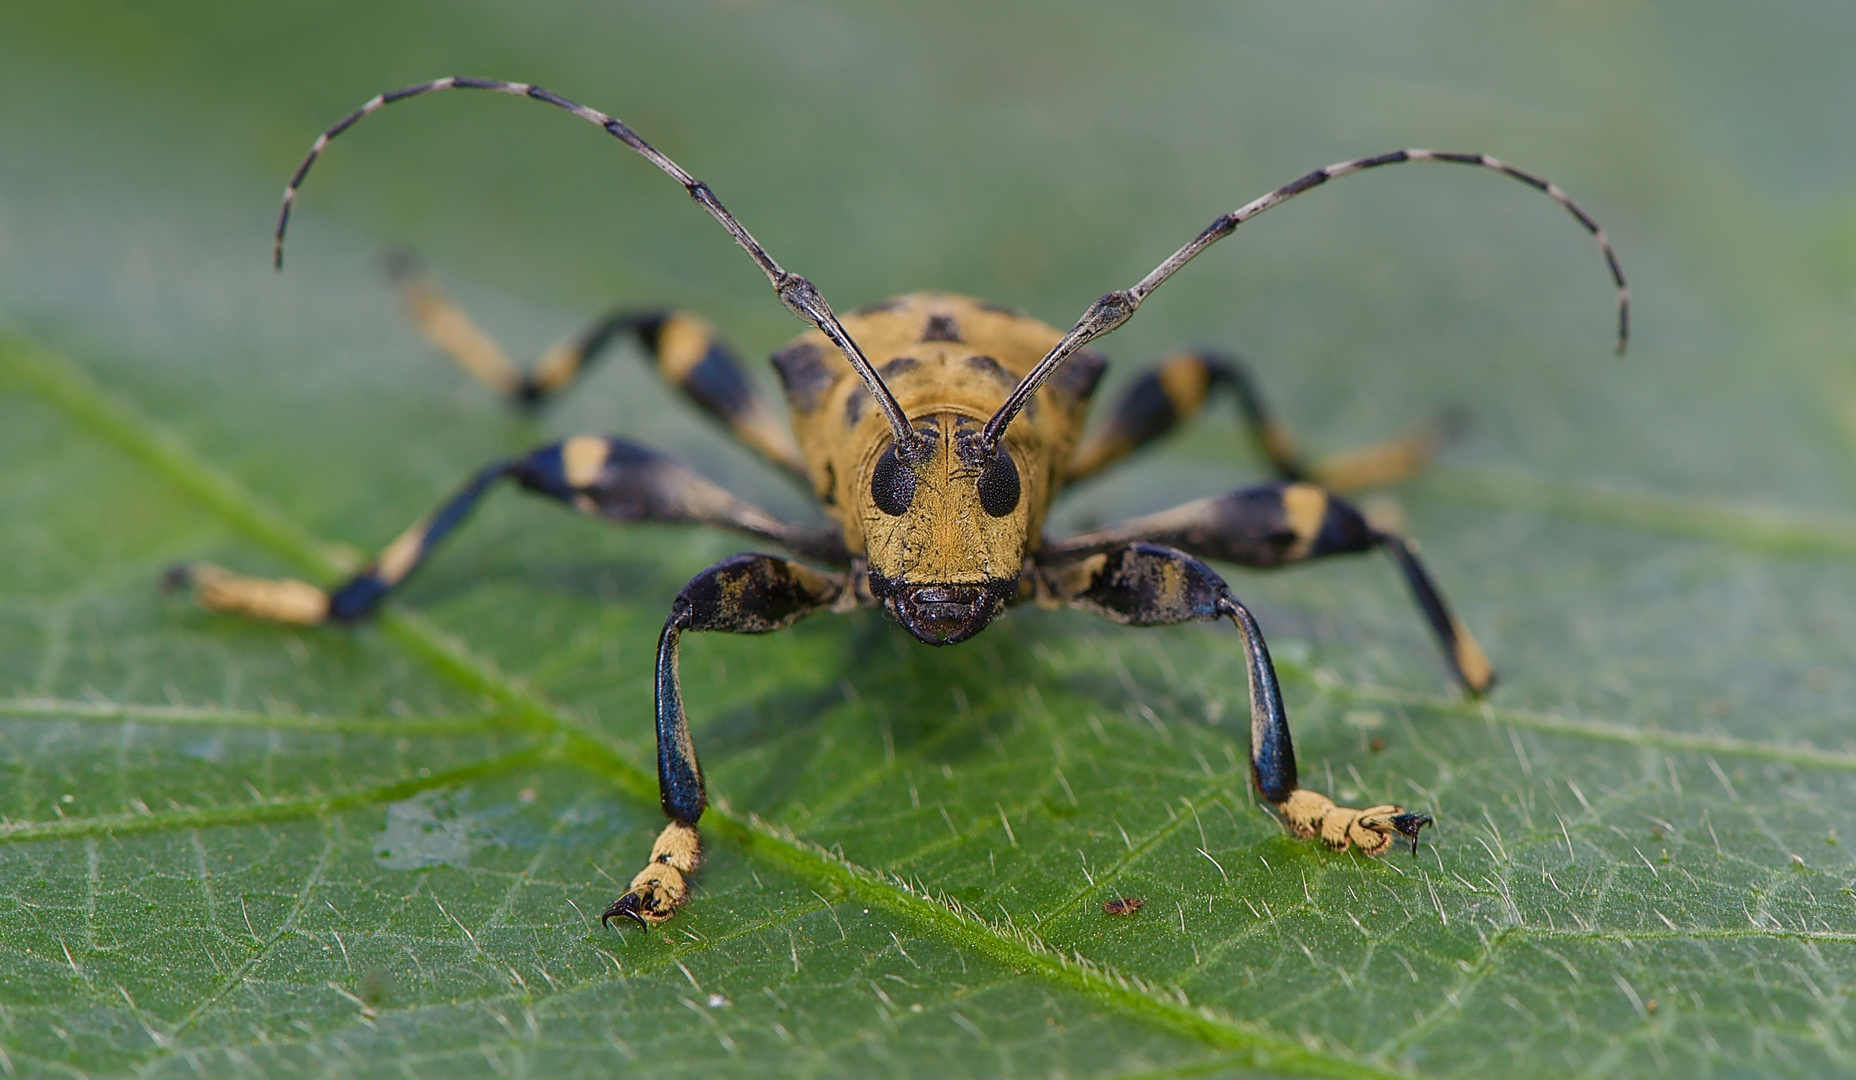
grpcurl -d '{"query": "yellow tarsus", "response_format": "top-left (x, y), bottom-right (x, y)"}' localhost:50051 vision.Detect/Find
top-left (180, 563), bottom-right (330, 625)
top-left (1450, 619), bottom-right (1497, 695)
top-left (1277, 789), bottom-right (1425, 857)
top-left (603, 820), bottom-right (703, 928)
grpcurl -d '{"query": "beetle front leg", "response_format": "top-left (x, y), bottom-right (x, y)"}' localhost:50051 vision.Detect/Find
top-left (602, 553), bottom-right (849, 928)
top-left (1038, 542), bottom-right (1431, 856)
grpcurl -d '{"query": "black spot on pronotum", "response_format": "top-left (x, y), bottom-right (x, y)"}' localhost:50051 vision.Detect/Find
top-left (1046, 348), bottom-right (1108, 406)
top-left (879, 356), bottom-right (919, 379)
top-left (871, 442), bottom-right (917, 516)
top-left (920, 314), bottom-right (962, 342)
top-left (976, 446), bottom-right (1020, 517)
top-left (965, 354), bottom-right (1017, 389)
top-left (770, 340), bottom-right (834, 412)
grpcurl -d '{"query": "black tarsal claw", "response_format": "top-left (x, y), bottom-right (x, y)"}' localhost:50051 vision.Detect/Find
top-left (1391, 811), bottom-right (1434, 854)
top-left (600, 893), bottom-right (649, 930)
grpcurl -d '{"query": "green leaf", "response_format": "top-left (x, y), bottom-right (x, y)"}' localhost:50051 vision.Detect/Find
top-left (4, 2), bottom-right (1855, 1077)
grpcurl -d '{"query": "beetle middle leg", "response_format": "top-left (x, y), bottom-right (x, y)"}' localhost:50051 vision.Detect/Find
top-left (1066, 350), bottom-right (1459, 491)
top-left (602, 552), bottom-right (851, 928)
top-left (1035, 542), bottom-right (1430, 855)
top-left (388, 255), bottom-right (807, 475)
top-left (169, 435), bottom-right (845, 624)
top-left (1044, 481), bottom-right (1493, 694)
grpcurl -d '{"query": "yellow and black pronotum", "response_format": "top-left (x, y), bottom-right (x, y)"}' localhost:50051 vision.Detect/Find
top-left (171, 78), bottom-right (1628, 928)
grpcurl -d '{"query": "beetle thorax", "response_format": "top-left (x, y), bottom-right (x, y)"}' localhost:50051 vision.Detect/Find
top-left (768, 293), bottom-right (1108, 642)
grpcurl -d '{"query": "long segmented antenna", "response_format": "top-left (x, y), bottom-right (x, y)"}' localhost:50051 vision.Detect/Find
top-left (981, 149), bottom-right (1630, 449)
top-left (275, 77), bottom-right (920, 451)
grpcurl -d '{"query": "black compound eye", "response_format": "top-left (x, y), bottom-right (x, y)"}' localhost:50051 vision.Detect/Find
top-left (871, 441), bottom-right (917, 516)
top-left (976, 446), bottom-right (1021, 517)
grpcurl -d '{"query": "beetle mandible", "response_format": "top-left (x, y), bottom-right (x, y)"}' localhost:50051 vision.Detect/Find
top-left (170, 77), bottom-right (1627, 928)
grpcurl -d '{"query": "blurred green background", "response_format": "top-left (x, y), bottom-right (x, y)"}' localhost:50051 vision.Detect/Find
top-left (2, 1), bottom-right (1855, 1077)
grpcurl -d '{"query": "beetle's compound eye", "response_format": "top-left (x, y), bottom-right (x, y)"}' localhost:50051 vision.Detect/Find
top-left (976, 445), bottom-right (1020, 517)
top-left (871, 441), bottom-right (917, 516)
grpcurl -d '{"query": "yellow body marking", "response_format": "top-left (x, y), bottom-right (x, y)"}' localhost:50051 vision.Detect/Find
top-left (373, 523), bottom-right (429, 586)
top-left (396, 273), bottom-right (522, 395)
top-left (654, 313), bottom-right (714, 383)
top-left (1280, 483), bottom-right (1329, 558)
top-left (561, 435), bottom-right (610, 489)
top-left (1157, 353), bottom-right (1214, 414)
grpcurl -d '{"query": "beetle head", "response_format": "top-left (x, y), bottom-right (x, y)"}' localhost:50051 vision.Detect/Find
top-left (859, 414), bottom-right (1028, 645)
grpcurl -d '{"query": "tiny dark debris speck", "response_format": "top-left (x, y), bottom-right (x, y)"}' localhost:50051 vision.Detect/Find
top-left (358, 968), bottom-right (395, 1008)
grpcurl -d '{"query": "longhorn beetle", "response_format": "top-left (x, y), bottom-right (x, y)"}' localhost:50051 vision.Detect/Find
top-left (170, 78), bottom-right (1628, 929)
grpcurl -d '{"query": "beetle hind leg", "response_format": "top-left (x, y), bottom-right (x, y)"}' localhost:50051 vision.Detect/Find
top-left (389, 254), bottom-right (807, 475)
top-left (1066, 349), bottom-right (1460, 491)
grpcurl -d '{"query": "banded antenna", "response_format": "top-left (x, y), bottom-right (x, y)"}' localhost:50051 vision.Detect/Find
top-left (980, 149), bottom-right (1630, 450)
top-left (274, 77), bottom-right (921, 452)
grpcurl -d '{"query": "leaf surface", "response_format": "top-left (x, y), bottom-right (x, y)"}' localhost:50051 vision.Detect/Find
top-left (3, 3), bottom-right (1855, 1077)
